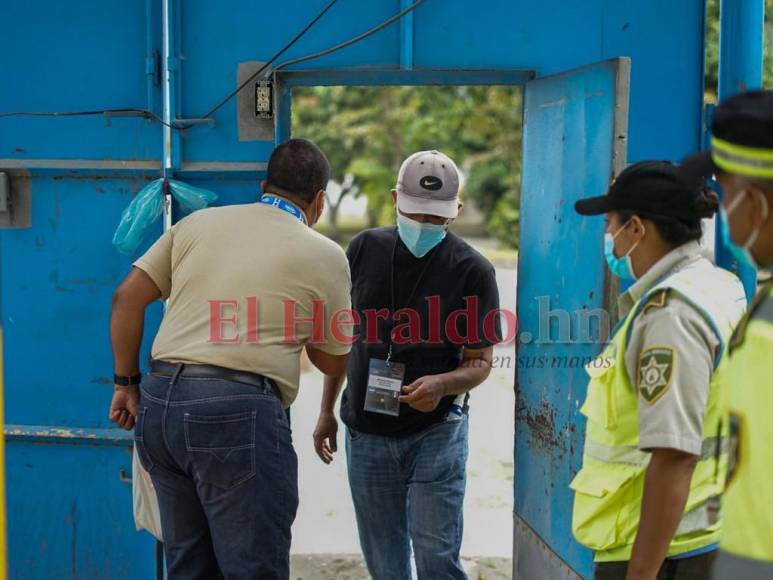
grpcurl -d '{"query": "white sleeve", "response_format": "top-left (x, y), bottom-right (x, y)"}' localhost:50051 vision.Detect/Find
top-left (625, 296), bottom-right (720, 455)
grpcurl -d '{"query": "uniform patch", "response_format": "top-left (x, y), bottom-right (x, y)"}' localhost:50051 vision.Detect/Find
top-left (637, 346), bottom-right (675, 404)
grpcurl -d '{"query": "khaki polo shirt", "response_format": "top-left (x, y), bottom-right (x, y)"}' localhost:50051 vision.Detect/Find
top-left (619, 241), bottom-right (721, 456)
top-left (134, 202), bottom-right (352, 407)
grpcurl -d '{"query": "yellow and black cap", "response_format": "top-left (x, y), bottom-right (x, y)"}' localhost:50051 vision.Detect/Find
top-left (682, 89), bottom-right (773, 180)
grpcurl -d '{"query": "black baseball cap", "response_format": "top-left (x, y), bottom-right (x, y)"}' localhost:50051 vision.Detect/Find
top-left (681, 89), bottom-right (773, 180)
top-left (574, 160), bottom-right (705, 219)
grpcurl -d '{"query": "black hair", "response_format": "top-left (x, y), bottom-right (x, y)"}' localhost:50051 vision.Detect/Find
top-left (265, 138), bottom-right (330, 204)
top-left (618, 188), bottom-right (719, 247)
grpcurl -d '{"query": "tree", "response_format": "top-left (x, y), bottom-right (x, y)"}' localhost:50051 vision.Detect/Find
top-left (705, 0), bottom-right (773, 96)
top-left (293, 85), bottom-right (523, 248)
top-left (292, 87), bottom-right (375, 238)
top-left (292, 3), bottom-right (773, 250)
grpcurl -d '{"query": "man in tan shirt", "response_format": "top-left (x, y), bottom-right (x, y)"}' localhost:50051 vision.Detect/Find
top-left (108, 139), bottom-right (351, 579)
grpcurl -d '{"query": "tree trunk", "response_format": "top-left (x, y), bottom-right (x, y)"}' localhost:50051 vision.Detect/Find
top-left (327, 203), bottom-right (340, 241)
top-left (325, 183), bottom-right (356, 242)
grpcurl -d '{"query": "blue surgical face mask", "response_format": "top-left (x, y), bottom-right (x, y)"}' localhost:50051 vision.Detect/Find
top-left (719, 190), bottom-right (769, 270)
top-left (719, 190), bottom-right (769, 269)
top-left (397, 214), bottom-right (448, 258)
top-left (604, 220), bottom-right (642, 280)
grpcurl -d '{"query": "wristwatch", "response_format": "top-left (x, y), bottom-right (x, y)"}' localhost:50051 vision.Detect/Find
top-left (114, 373), bottom-right (142, 386)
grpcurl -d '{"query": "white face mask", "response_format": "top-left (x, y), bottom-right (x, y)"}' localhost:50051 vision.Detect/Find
top-left (308, 194), bottom-right (323, 227)
top-left (723, 189), bottom-right (770, 269)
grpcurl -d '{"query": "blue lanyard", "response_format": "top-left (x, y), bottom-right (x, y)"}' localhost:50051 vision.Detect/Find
top-left (259, 194), bottom-right (307, 225)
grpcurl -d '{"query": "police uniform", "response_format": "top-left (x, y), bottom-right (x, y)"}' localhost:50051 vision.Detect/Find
top-left (571, 162), bottom-right (747, 578)
top-left (681, 90), bottom-right (773, 580)
top-left (570, 242), bottom-right (746, 565)
top-left (712, 283), bottom-right (773, 579)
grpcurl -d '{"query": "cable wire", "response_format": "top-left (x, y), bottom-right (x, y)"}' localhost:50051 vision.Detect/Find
top-left (273, 0), bottom-right (425, 72)
top-left (0, 108), bottom-right (176, 129)
top-left (199, 0), bottom-right (340, 120)
top-left (0, 0), bottom-right (427, 131)
top-left (0, 0), bottom-right (340, 130)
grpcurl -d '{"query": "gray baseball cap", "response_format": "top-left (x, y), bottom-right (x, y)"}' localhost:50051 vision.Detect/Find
top-left (396, 150), bottom-right (461, 219)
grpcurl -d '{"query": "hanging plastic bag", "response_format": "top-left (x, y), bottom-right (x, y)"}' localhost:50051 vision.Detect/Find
top-left (168, 179), bottom-right (218, 214)
top-left (112, 179), bottom-right (164, 255)
top-left (132, 445), bottom-right (163, 541)
top-left (112, 178), bottom-right (217, 255)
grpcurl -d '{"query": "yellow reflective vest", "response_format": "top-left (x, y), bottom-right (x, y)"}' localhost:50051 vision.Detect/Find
top-left (718, 283), bottom-right (773, 570)
top-left (570, 258), bottom-right (746, 562)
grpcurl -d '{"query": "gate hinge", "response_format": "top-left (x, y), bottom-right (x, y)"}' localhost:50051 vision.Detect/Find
top-left (146, 50), bottom-right (161, 86)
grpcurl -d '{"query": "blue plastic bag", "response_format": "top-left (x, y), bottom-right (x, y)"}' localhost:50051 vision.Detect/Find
top-left (112, 178), bottom-right (217, 255)
top-left (168, 179), bottom-right (218, 214)
top-left (112, 179), bottom-right (164, 255)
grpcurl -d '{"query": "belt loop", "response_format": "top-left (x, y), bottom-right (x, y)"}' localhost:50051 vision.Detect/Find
top-left (171, 363), bottom-right (184, 386)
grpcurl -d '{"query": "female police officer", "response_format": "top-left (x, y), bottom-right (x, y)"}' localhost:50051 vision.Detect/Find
top-left (570, 161), bottom-right (747, 580)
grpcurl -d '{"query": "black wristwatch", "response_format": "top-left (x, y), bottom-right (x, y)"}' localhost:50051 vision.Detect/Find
top-left (114, 373), bottom-right (142, 386)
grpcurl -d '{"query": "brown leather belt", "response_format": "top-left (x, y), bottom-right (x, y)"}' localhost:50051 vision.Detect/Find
top-left (149, 359), bottom-right (281, 401)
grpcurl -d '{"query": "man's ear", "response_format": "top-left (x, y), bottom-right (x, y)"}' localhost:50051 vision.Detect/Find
top-left (260, 180), bottom-right (268, 194)
top-left (317, 190), bottom-right (326, 214)
top-left (391, 189), bottom-right (398, 206)
top-left (457, 200), bottom-right (464, 215)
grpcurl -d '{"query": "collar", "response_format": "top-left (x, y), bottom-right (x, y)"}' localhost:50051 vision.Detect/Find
top-left (617, 240), bottom-right (703, 318)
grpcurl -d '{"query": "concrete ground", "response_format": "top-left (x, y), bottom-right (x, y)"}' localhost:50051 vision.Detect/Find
top-left (290, 554), bottom-right (512, 580)
top-left (289, 264), bottom-right (517, 578)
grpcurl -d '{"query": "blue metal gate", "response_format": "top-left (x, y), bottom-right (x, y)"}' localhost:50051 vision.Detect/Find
top-left (515, 58), bottom-right (630, 579)
top-left (0, 0), bottom-right (722, 577)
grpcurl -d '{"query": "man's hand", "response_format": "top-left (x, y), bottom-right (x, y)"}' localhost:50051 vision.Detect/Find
top-left (109, 386), bottom-right (139, 430)
top-left (313, 411), bottom-right (338, 464)
top-left (110, 267), bottom-right (160, 432)
top-left (399, 375), bottom-right (447, 412)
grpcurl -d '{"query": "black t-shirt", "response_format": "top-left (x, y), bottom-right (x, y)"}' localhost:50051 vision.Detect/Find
top-left (340, 227), bottom-right (502, 437)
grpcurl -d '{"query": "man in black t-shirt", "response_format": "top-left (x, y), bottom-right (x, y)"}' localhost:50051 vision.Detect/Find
top-left (313, 150), bottom-right (502, 580)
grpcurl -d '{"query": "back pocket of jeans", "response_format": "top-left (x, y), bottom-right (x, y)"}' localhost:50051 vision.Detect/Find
top-left (184, 411), bottom-right (256, 490)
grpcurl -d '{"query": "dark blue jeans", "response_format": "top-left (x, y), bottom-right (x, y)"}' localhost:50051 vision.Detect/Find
top-left (345, 415), bottom-right (469, 580)
top-left (135, 370), bottom-right (298, 580)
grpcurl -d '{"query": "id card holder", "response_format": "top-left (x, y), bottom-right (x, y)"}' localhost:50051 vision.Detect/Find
top-left (363, 358), bottom-right (406, 416)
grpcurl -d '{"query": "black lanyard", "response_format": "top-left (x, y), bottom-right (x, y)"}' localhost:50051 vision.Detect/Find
top-left (387, 229), bottom-right (439, 361)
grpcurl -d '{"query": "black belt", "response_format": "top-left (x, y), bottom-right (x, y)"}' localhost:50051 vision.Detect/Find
top-left (149, 360), bottom-right (281, 400)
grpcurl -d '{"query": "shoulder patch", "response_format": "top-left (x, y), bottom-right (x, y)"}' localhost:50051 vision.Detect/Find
top-left (642, 289), bottom-right (669, 313)
top-left (637, 345), bottom-right (675, 404)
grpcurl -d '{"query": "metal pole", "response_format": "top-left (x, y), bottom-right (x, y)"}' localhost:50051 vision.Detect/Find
top-left (162, 0), bottom-right (174, 232)
top-left (716, 0), bottom-right (765, 301)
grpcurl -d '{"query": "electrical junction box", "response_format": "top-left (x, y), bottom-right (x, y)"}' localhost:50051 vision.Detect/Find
top-left (237, 61), bottom-right (274, 142)
top-left (255, 80), bottom-right (273, 118)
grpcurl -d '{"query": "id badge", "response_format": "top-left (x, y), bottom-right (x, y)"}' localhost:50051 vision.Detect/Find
top-left (363, 358), bottom-right (406, 416)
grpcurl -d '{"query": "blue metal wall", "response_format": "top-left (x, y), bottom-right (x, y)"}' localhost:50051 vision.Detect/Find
top-left (0, 1), bottom-right (707, 577)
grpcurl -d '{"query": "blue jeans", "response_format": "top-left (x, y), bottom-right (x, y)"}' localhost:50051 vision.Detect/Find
top-left (135, 370), bottom-right (298, 580)
top-left (345, 415), bottom-right (469, 580)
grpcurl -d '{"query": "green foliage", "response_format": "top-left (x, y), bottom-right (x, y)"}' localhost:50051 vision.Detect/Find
top-left (705, 0), bottom-right (773, 95)
top-left (487, 196), bottom-right (520, 251)
top-left (762, 0), bottom-right (773, 87)
top-left (293, 3), bottom-right (773, 250)
top-left (293, 85), bottom-right (522, 247)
